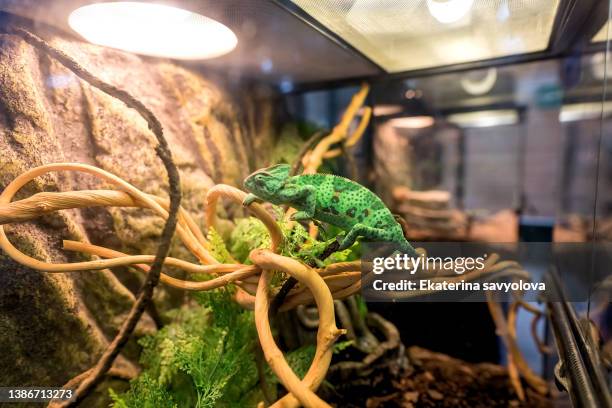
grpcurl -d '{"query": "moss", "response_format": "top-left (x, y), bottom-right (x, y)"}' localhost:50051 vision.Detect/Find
top-left (2, 219), bottom-right (148, 380)
top-left (0, 256), bottom-right (104, 386)
top-left (6, 225), bottom-right (51, 260)
top-left (0, 36), bottom-right (52, 133)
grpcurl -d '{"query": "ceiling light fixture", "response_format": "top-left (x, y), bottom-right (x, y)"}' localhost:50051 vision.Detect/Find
top-left (591, 52), bottom-right (612, 81)
top-left (426, 0), bottom-right (474, 24)
top-left (404, 89), bottom-right (424, 99)
top-left (559, 102), bottom-right (612, 123)
top-left (460, 68), bottom-right (498, 96)
top-left (447, 109), bottom-right (519, 128)
top-left (68, 2), bottom-right (237, 60)
top-left (389, 116), bottom-right (435, 129)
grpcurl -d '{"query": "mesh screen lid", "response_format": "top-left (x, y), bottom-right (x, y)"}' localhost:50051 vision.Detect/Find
top-left (290, 0), bottom-right (560, 73)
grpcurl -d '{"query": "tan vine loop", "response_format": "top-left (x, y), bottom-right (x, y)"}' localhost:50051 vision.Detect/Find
top-left (62, 241), bottom-right (259, 291)
top-left (486, 292), bottom-right (548, 395)
top-left (0, 187), bottom-right (215, 264)
top-left (205, 184), bottom-right (283, 252)
top-left (250, 249), bottom-right (345, 408)
top-left (0, 164), bottom-right (189, 272)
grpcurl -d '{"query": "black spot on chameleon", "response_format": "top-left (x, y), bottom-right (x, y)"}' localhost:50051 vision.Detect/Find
top-left (329, 207), bottom-right (341, 215)
top-left (331, 195), bottom-right (340, 204)
top-left (362, 209), bottom-right (370, 218)
top-left (333, 177), bottom-right (359, 192)
top-left (346, 207), bottom-right (356, 218)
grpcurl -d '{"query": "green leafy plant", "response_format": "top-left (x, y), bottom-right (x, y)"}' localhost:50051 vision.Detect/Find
top-left (207, 228), bottom-right (235, 264)
top-left (109, 373), bottom-right (177, 408)
top-left (228, 212), bottom-right (358, 265)
top-left (110, 286), bottom-right (257, 407)
top-left (111, 202), bottom-right (356, 407)
top-left (110, 275), bottom-right (319, 408)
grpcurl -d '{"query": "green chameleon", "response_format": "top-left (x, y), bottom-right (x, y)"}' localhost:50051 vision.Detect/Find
top-left (243, 164), bottom-right (416, 255)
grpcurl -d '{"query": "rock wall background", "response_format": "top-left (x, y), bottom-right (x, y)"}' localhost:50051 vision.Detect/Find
top-left (0, 15), bottom-right (277, 394)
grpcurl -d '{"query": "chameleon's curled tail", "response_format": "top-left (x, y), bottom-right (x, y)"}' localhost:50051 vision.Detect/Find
top-left (392, 215), bottom-right (418, 257)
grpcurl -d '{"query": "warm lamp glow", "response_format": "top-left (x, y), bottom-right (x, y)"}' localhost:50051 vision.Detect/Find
top-left (373, 105), bottom-right (404, 116)
top-left (426, 0), bottom-right (474, 24)
top-left (389, 116), bottom-right (435, 129)
top-left (68, 2), bottom-right (237, 60)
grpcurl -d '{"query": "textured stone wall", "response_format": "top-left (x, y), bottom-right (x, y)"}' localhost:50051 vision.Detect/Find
top-left (0, 18), bottom-right (274, 391)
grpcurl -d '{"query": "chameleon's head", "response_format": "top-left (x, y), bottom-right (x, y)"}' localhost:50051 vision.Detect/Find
top-left (244, 164), bottom-right (291, 202)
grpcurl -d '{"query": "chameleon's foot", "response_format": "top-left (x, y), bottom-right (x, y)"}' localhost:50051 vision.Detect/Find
top-left (242, 193), bottom-right (260, 207)
top-left (336, 232), bottom-right (352, 251)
